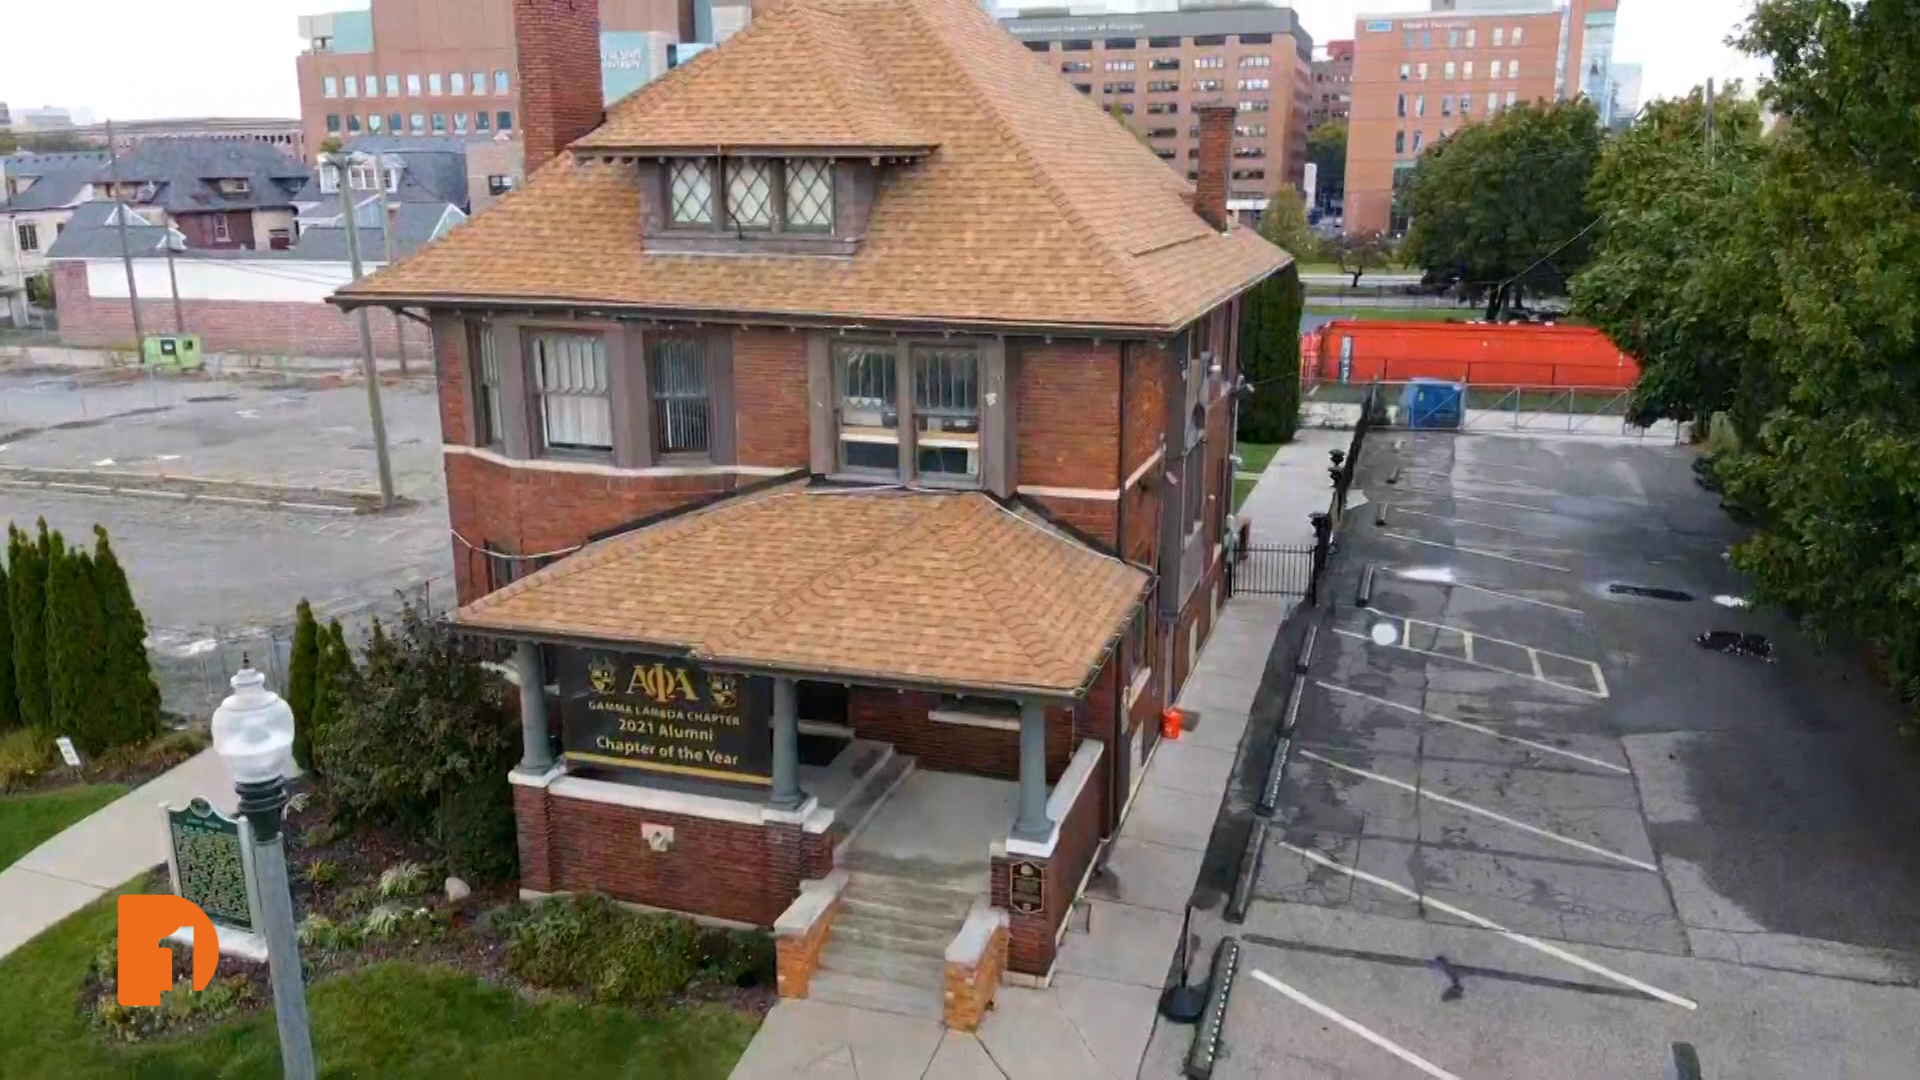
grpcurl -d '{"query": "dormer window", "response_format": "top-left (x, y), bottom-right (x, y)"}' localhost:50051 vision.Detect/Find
top-left (664, 156), bottom-right (835, 233)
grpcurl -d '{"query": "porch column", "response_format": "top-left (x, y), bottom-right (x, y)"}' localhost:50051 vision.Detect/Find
top-left (770, 677), bottom-right (804, 810)
top-left (1010, 700), bottom-right (1053, 842)
top-left (515, 641), bottom-right (553, 772)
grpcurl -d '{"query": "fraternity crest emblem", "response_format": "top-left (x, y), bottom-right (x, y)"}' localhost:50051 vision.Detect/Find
top-left (587, 654), bottom-right (619, 694)
top-left (708, 674), bottom-right (739, 711)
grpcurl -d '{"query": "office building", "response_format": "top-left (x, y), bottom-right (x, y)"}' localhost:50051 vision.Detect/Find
top-left (1311, 39), bottom-right (1353, 128)
top-left (1001, 4), bottom-right (1314, 215)
top-left (1344, 0), bottom-right (1616, 235)
top-left (66, 117), bottom-right (306, 159)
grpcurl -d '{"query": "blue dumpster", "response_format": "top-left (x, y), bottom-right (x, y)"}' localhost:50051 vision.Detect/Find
top-left (1400, 378), bottom-right (1465, 429)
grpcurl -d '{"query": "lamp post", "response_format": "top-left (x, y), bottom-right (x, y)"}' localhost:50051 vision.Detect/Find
top-left (211, 666), bottom-right (316, 1080)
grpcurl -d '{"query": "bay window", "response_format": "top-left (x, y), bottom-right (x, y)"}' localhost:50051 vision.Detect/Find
top-left (835, 343), bottom-right (898, 474)
top-left (528, 332), bottom-right (613, 454)
top-left (913, 347), bottom-right (980, 482)
top-left (649, 336), bottom-right (710, 456)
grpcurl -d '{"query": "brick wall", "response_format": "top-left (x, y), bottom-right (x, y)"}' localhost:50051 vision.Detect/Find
top-left (51, 261), bottom-right (429, 358)
top-left (516, 780), bottom-right (833, 927)
top-left (732, 329), bottom-right (810, 468)
top-left (1022, 492), bottom-right (1118, 549)
top-left (1016, 340), bottom-right (1121, 491)
top-left (990, 743), bottom-right (1105, 977)
top-left (514, 0), bottom-right (605, 172)
top-left (848, 688), bottom-right (1076, 783)
top-left (446, 450), bottom-right (737, 603)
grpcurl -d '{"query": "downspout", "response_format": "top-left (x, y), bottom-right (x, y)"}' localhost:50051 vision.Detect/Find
top-left (1109, 341), bottom-right (1130, 844)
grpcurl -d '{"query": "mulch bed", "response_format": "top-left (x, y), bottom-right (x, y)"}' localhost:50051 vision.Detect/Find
top-left (10, 722), bottom-right (210, 797)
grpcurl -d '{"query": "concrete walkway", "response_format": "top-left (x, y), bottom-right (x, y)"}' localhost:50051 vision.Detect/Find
top-left (732, 437), bottom-right (1334, 1078)
top-left (0, 748), bottom-right (235, 960)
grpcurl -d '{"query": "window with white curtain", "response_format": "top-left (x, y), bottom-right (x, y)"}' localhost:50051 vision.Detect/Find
top-left (469, 322), bottom-right (504, 448)
top-left (529, 332), bottom-right (612, 453)
top-left (650, 337), bottom-right (710, 456)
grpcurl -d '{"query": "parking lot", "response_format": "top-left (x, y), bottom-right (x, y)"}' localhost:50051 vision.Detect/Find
top-left (1215, 432), bottom-right (1920, 1078)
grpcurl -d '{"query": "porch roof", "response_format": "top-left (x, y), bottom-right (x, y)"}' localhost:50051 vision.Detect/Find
top-left (457, 484), bottom-right (1149, 700)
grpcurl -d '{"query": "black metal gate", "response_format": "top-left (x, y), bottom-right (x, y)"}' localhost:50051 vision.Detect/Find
top-left (1228, 543), bottom-right (1317, 598)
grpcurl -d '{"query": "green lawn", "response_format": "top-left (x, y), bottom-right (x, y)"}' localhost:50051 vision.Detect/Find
top-left (0, 784), bottom-right (127, 870)
top-left (1236, 442), bottom-right (1281, 477)
top-left (1233, 476), bottom-right (1258, 511)
top-left (0, 881), bottom-right (761, 1080)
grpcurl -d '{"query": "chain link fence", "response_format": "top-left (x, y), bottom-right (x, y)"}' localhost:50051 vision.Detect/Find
top-left (149, 578), bottom-right (451, 720)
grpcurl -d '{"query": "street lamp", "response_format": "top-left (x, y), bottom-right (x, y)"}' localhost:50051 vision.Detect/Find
top-left (211, 665), bottom-right (316, 1080)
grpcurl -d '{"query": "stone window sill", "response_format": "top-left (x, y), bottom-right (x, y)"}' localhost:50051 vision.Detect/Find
top-left (929, 707), bottom-right (1021, 733)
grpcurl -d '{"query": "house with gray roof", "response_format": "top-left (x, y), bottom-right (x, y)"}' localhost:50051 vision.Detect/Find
top-left (89, 138), bottom-right (313, 252)
top-left (1, 151), bottom-right (111, 325)
top-left (291, 136), bottom-right (473, 233)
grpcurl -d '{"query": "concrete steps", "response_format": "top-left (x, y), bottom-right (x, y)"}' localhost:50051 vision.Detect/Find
top-left (829, 751), bottom-right (916, 848)
top-left (811, 868), bottom-right (980, 1024)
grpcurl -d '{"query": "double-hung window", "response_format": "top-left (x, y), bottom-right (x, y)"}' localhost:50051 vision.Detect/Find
top-left (835, 343), bottom-right (898, 474)
top-left (469, 322), bottom-right (504, 449)
top-left (913, 347), bottom-right (979, 482)
top-left (529, 332), bottom-right (612, 453)
top-left (650, 336), bottom-right (710, 456)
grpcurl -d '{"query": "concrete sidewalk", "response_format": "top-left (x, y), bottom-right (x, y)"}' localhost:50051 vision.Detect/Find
top-left (0, 749), bottom-right (235, 960)
top-left (731, 437), bottom-right (1331, 1078)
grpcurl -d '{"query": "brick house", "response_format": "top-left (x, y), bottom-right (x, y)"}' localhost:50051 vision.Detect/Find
top-left (336, 0), bottom-right (1288, 1001)
top-left (90, 138), bottom-right (313, 252)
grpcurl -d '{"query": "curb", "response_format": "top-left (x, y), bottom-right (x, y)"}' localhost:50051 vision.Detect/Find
top-left (0, 467), bottom-right (398, 516)
top-left (1183, 937), bottom-right (1241, 1080)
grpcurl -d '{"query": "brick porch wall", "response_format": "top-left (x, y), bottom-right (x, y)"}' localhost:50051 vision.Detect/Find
top-left (847, 687), bottom-right (1076, 783)
top-left (991, 742), bottom-right (1106, 977)
top-left (50, 262), bottom-right (429, 359)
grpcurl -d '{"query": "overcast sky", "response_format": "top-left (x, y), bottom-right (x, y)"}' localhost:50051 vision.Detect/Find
top-left (1, 0), bottom-right (1766, 124)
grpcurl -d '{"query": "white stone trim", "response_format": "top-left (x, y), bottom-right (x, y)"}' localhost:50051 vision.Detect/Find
top-left (1125, 446), bottom-right (1166, 492)
top-left (445, 443), bottom-right (794, 479)
top-left (547, 772), bottom-right (821, 828)
top-left (1016, 483), bottom-right (1121, 502)
top-left (508, 763), bottom-right (565, 789)
top-left (994, 740), bottom-right (1106, 860)
top-left (929, 706), bottom-right (1022, 733)
top-left (945, 898), bottom-right (1010, 964)
top-left (775, 869), bottom-right (848, 939)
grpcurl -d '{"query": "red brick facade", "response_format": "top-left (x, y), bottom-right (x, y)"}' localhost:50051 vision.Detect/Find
top-left (731, 329), bottom-right (811, 467)
top-left (515, 779), bottom-right (834, 927)
top-left (514, 0), bottom-right (607, 172)
top-left (1016, 341), bottom-right (1122, 492)
top-left (991, 745), bottom-right (1105, 976)
top-left (51, 262), bottom-right (429, 358)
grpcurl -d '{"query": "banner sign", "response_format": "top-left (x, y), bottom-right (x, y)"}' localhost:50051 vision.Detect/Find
top-left (559, 649), bottom-right (773, 785)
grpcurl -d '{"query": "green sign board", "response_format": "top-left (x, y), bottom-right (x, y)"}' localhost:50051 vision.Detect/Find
top-left (166, 798), bottom-right (256, 933)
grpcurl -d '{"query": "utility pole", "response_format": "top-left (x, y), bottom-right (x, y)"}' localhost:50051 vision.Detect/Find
top-left (106, 119), bottom-right (146, 353)
top-left (1704, 78), bottom-right (1716, 167)
top-left (331, 153), bottom-right (397, 508)
top-left (372, 153), bottom-right (407, 376)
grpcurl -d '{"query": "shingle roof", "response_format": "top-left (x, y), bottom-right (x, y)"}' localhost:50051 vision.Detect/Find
top-left (338, 0), bottom-right (1289, 334)
top-left (290, 139), bottom-right (472, 208)
top-left (293, 203), bottom-right (466, 260)
top-left (97, 139), bottom-right (312, 214)
top-left (576, 0), bottom-right (935, 153)
top-left (1, 152), bottom-right (109, 212)
top-left (42, 203), bottom-right (171, 258)
top-left (457, 486), bottom-right (1149, 698)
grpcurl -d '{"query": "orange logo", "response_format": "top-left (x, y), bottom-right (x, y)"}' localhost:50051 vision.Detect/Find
top-left (117, 895), bottom-right (219, 1006)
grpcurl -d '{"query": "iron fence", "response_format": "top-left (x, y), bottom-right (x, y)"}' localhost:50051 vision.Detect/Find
top-left (149, 578), bottom-right (450, 720)
top-left (1228, 543), bottom-right (1318, 599)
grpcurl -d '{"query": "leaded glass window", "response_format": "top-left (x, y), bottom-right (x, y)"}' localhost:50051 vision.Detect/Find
top-left (785, 158), bottom-right (833, 230)
top-left (725, 158), bottom-right (774, 230)
top-left (669, 159), bottom-right (714, 226)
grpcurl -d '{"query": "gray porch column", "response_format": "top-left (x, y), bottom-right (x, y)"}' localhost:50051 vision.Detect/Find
top-left (1010, 700), bottom-right (1053, 842)
top-left (770, 677), bottom-right (804, 810)
top-left (515, 641), bottom-right (553, 772)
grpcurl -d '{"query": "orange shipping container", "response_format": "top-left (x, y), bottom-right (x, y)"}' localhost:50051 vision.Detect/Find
top-left (1305, 320), bottom-right (1641, 389)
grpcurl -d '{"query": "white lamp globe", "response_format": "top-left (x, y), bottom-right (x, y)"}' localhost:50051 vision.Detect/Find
top-left (211, 667), bottom-right (296, 784)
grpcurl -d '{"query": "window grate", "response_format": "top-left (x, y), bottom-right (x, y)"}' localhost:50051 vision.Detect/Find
top-left (530, 333), bottom-right (612, 452)
top-left (785, 158), bottom-right (833, 230)
top-left (668, 159), bottom-right (714, 225)
top-left (836, 344), bottom-right (898, 475)
top-left (914, 347), bottom-right (980, 482)
top-left (725, 159), bottom-right (773, 230)
top-left (650, 337), bottom-right (710, 455)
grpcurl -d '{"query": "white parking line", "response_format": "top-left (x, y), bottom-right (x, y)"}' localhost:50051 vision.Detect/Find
top-left (1273, 841), bottom-right (1700, 1011)
top-left (1428, 491), bottom-right (1560, 515)
top-left (1380, 531), bottom-right (1571, 573)
top-left (1251, 970), bottom-right (1463, 1080)
top-left (1296, 749), bottom-right (1659, 872)
top-left (1335, 614), bottom-right (1609, 698)
top-left (1391, 506), bottom-right (1560, 541)
top-left (1387, 568), bottom-right (1586, 615)
top-left (1314, 681), bottom-right (1629, 774)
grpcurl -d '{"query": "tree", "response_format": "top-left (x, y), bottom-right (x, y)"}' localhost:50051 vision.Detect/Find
top-left (1572, 89), bottom-right (1775, 430)
top-left (306, 619), bottom-right (351, 774)
top-left (10, 522), bottom-right (52, 733)
top-left (0, 557), bottom-right (15, 734)
top-left (1325, 229), bottom-right (1393, 287)
top-left (1306, 120), bottom-right (1347, 211)
top-left (92, 527), bottom-right (161, 749)
top-left (1237, 265), bottom-right (1304, 444)
top-left (287, 601), bottom-right (320, 772)
top-left (44, 532), bottom-right (109, 753)
top-left (317, 135), bottom-right (344, 156)
top-left (1401, 99), bottom-right (1604, 318)
top-left (1258, 190), bottom-right (1317, 260)
top-left (1107, 102), bottom-right (1152, 148)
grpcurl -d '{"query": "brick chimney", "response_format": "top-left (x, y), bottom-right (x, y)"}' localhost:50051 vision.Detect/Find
top-left (1193, 103), bottom-right (1234, 233)
top-left (514, 0), bottom-right (605, 173)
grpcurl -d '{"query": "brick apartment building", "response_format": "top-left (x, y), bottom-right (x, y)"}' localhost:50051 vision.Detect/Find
top-left (1344, 0), bottom-right (1616, 235)
top-left (337, 0), bottom-right (1288, 1011)
top-left (1000, 4), bottom-right (1314, 216)
top-left (294, 0), bottom-right (756, 178)
top-left (1311, 38), bottom-right (1353, 128)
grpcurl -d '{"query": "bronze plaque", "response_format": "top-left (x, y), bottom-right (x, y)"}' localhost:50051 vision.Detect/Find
top-left (1008, 859), bottom-right (1046, 915)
